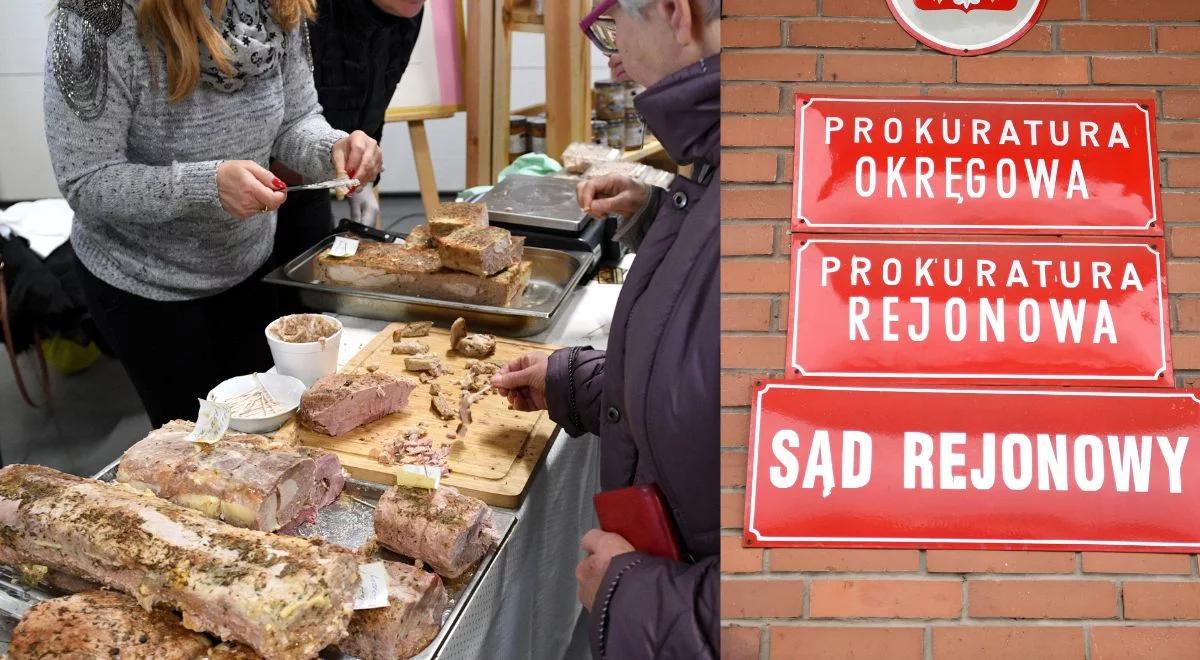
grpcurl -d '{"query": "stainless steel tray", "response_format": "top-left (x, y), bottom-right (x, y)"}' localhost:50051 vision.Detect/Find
top-left (263, 233), bottom-right (593, 337)
top-left (0, 460), bottom-right (518, 660)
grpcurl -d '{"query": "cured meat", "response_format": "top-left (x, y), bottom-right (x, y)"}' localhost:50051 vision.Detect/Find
top-left (338, 561), bottom-right (447, 660)
top-left (116, 421), bottom-right (316, 532)
top-left (391, 339), bottom-right (429, 355)
top-left (430, 393), bottom-right (456, 420)
top-left (427, 202), bottom-right (488, 239)
top-left (9, 590), bottom-right (213, 660)
top-left (393, 321), bottom-right (433, 339)
top-left (437, 226), bottom-right (524, 277)
top-left (374, 486), bottom-right (499, 579)
top-left (404, 224), bottom-right (434, 249)
top-left (0, 465), bottom-right (359, 659)
top-left (315, 241), bottom-right (532, 307)
top-left (298, 372), bottom-right (416, 437)
top-left (405, 355), bottom-right (443, 374)
top-left (456, 334), bottom-right (496, 358)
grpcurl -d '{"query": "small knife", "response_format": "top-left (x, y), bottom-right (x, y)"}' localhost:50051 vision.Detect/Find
top-left (284, 177), bottom-right (360, 192)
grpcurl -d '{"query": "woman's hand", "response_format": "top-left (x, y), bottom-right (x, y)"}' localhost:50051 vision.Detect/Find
top-left (217, 160), bottom-right (287, 219)
top-left (576, 529), bottom-right (636, 610)
top-left (331, 130), bottom-right (383, 192)
top-left (608, 53), bottom-right (630, 83)
top-left (491, 352), bottom-right (549, 412)
top-left (577, 174), bottom-right (650, 220)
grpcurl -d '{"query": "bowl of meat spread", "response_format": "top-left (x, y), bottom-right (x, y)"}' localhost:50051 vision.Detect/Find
top-left (265, 314), bottom-right (343, 387)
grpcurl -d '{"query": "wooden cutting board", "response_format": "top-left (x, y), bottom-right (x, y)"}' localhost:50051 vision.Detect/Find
top-left (275, 324), bottom-right (559, 508)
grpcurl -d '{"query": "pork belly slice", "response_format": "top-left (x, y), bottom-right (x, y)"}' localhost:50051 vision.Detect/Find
top-left (9, 590), bottom-right (213, 660)
top-left (0, 465), bottom-right (359, 659)
top-left (116, 421), bottom-right (316, 532)
top-left (339, 561), bottom-right (448, 660)
top-left (298, 371), bottom-right (417, 437)
top-left (427, 202), bottom-right (489, 239)
top-left (374, 486), bottom-right (500, 579)
top-left (437, 226), bottom-right (524, 277)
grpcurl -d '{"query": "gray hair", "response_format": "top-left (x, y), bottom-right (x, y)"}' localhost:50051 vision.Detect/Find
top-left (618, 0), bottom-right (721, 24)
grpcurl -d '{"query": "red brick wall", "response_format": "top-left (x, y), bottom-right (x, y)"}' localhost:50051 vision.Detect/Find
top-left (719, 1), bottom-right (1200, 657)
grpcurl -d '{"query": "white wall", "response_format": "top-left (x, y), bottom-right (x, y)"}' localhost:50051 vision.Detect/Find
top-left (0, 2), bottom-right (58, 201)
top-left (0, 5), bottom-right (613, 201)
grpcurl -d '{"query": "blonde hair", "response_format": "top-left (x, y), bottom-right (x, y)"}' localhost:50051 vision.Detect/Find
top-left (136, 0), bottom-right (316, 102)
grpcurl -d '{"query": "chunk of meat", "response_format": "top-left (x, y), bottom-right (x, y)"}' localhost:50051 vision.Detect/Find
top-left (404, 224), bottom-right (435, 249)
top-left (427, 202), bottom-right (489, 239)
top-left (430, 394), bottom-right (456, 420)
top-left (450, 317), bottom-right (467, 348)
top-left (9, 591), bottom-right (213, 660)
top-left (456, 334), bottom-right (496, 359)
top-left (404, 355), bottom-right (443, 374)
top-left (298, 372), bottom-right (416, 437)
top-left (392, 339), bottom-right (430, 355)
top-left (393, 321), bottom-right (433, 339)
top-left (338, 561), bottom-right (448, 660)
top-left (374, 486), bottom-right (500, 579)
top-left (116, 421), bottom-right (316, 532)
top-left (0, 465), bottom-right (359, 659)
top-left (437, 226), bottom-right (524, 277)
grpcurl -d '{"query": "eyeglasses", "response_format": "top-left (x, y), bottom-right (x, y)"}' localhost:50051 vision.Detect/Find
top-left (579, 0), bottom-right (619, 56)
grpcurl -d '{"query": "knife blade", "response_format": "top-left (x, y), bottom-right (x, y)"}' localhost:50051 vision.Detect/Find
top-left (284, 177), bottom-right (360, 192)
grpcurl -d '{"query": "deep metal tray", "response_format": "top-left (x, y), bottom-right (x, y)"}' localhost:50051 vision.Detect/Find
top-left (263, 232), bottom-right (593, 337)
top-left (0, 460), bottom-right (517, 660)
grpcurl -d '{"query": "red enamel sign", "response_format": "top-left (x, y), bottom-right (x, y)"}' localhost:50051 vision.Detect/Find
top-left (793, 96), bottom-right (1162, 235)
top-left (887, 0), bottom-right (1048, 56)
top-left (786, 235), bottom-right (1171, 386)
top-left (745, 382), bottom-right (1200, 552)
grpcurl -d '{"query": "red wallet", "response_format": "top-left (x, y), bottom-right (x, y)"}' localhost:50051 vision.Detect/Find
top-left (594, 484), bottom-right (682, 561)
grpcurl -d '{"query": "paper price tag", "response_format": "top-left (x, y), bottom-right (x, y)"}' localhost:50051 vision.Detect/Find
top-left (188, 399), bottom-right (231, 444)
top-left (328, 237), bottom-right (360, 258)
top-left (395, 465), bottom-right (441, 490)
top-left (354, 561), bottom-right (390, 610)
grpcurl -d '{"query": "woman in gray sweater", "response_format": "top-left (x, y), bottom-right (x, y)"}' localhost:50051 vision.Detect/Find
top-left (44, 0), bottom-right (381, 426)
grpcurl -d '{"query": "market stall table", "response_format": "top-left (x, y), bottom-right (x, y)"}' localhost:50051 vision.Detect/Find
top-left (325, 280), bottom-right (617, 659)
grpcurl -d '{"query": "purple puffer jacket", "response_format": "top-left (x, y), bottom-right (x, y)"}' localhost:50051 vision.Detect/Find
top-left (545, 56), bottom-right (719, 659)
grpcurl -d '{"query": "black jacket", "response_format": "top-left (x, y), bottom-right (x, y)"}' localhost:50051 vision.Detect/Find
top-left (309, 0), bottom-right (422, 144)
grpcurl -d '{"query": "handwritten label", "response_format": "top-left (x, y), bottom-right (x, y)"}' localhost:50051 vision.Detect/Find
top-left (353, 561), bottom-right (390, 610)
top-left (396, 465), bottom-right (441, 490)
top-left (328, 237), bottom-right (360, 258)
top-left (187, 399), bottom-right (231, 444)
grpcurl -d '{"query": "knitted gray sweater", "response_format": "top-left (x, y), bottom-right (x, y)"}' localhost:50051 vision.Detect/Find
top-left (44, 0), bottom-right (346, 301)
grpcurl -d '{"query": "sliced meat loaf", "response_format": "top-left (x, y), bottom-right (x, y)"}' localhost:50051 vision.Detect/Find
top-left (9, 590), bottom-right (213, 660)
top-left (338, 561), bottom-right (448, 660)
top-left (437, 226), bottom-right (524, 277)
top-left (374, 486), bottom-right (500, 579)
top-left (298, 371), bottom-right (416, 437)
top-left (116, 421), bottom-right (316, 532)
top-left (427, 202), bottom-right (488, 238)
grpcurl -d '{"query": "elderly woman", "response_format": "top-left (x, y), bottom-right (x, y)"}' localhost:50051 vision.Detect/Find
top-left (44, 0), bottom-right (381, 426)
top-left (493, 0), bottom-right (719, 656)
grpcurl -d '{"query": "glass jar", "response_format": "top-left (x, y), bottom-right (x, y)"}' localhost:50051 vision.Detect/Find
top-left (606, 119), bottom-right (625, 151)
top-left (527, 116), bottom-right (548, 154)
top-left (594, 80), bottom-right (626, 121)
top-left (624, 112), bottom-right (645, 151)
top-left (592, 119), bottom-right (609, 146)
top-left (509, 115), bottom-right (528, 162)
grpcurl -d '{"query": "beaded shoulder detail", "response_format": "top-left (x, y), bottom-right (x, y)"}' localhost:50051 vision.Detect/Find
top-left (52, 0), bottom-right (124, 120)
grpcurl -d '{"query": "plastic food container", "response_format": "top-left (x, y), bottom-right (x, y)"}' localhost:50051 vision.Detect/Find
top-left (265, 314), bottom-right (342, 387)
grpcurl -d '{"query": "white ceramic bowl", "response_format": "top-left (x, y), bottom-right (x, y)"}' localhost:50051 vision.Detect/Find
top-left (207, 373), bottom-right (307, 434)
top-left (265, 314), bottom-right (343, 387)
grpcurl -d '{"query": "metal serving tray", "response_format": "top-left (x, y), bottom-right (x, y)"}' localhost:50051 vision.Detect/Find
top-left (0, 460), bottom-right (518, 660)
top-left (263, 232), bottom-right (593, 337)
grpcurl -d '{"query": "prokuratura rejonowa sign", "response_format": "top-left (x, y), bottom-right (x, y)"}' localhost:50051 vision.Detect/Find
top-left (793, 96), bottom-right (1162, 236)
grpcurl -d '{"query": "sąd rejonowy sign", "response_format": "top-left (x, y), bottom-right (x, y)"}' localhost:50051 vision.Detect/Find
top-left (785, 235), bottom-right (1171, 386)
top-left (793, 96), bottom-right (1162, 235)
top-left (744, 382), bottom-right (1200, 552)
